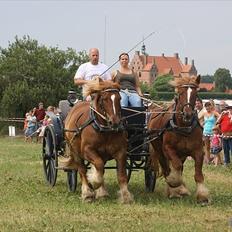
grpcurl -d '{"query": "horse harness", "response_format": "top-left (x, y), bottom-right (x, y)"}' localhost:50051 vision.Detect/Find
top-left (64, 88), bottom-right (124, 143)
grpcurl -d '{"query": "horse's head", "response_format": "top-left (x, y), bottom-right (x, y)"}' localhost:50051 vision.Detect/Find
top-left (83, 77), bottom-right (122, 128)
top-left (171, 75), bottom-right (200, 124)
top-left (97, 85), bottom-right (121, 127)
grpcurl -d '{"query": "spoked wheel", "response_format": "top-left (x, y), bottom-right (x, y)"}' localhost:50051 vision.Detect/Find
top-left (144, 167), bottom-right (156, 192)
top-left (42, 125), bottom-right (58, 186)
top-left (67, 170), bottom-right (78, 192)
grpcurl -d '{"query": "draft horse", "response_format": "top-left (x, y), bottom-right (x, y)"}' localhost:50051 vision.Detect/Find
top-left (62, 78), bottom-right (133, 203)
top-left (148, 75), bottom-right (209, 204)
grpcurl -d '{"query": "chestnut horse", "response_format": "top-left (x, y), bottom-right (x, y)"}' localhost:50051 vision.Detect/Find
top-left (61, 78), bottom-right (133, 203)
top-left (148, 75), bottom-right (209, 204)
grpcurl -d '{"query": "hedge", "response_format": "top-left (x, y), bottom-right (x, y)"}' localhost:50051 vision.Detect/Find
top-left (150, 92), bottom-right (232, 101)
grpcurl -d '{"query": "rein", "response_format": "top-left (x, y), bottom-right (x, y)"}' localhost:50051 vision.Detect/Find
top-left (90, 88), bottom-right (124, 132)
top-left (90, 106), bottom-right (108, 121)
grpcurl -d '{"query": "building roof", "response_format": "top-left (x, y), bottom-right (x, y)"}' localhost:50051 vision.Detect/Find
top-left (181, 64), bottom-right (192, 73)
top-left (199, 83), bottom-right (214, 91)
top-left (146, 55), bottom-right (183, 76)
top-left (143, 63), bottom-right (154, 71)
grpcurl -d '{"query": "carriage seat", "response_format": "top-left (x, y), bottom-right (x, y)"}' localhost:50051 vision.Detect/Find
top-left (121, 106), bottom-right (146, 125)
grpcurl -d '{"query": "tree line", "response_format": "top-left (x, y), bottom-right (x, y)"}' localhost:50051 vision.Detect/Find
top-left (0, 36), bottom-right (88, 117)
top-left (0, 36), bottom-right (232, 118)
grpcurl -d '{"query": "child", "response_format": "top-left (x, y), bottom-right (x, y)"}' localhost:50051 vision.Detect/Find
top-left (37, 115), bottom-right (50, 142)
top-left (210, 126), bottom-right (223, 166)
top-left (24, 112), bottom-right (29, 142)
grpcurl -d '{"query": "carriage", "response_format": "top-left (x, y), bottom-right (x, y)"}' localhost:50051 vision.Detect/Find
top-left (41, 97), bottom-right (156, 193)
top-left (41, 76), bottom-right (209, 204)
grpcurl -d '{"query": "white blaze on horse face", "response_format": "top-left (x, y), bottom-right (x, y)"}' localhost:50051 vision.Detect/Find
top-left (111, 94), bottom-right (116, 115)
top-left (187, 87), bottom-right (192, 104)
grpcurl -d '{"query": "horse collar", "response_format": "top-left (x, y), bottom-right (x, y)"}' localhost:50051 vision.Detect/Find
top-left (90, 105), bottom-right (124, 132)
top-left (168, 115), bottom-right (199, 136)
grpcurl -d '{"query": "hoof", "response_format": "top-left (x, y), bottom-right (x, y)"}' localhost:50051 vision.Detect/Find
top-left (118, 191), bottom-right (134, 204)
top-left (196, 183), bottom-right (210, 205)
top-left (197, 198), bottom-right (210, 206)
top-left (166, 184), bottom-right (191, 198)
top-left (81, 189), bottom-right (95, 203)
top-left (95, 187), bottom-right (109, 199)
top-left (83, 195), bottom-right (95, 203)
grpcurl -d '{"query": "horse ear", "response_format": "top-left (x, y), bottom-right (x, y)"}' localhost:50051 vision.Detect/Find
top-left (196, 75), bottom-right (201, 85)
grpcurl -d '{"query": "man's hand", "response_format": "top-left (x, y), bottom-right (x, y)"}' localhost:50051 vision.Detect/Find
top-left (86, 95), bottom-right (92, 101)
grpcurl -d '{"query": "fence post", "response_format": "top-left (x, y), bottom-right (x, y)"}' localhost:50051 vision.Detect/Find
top-left (9, 126), bottom-right (16, 136)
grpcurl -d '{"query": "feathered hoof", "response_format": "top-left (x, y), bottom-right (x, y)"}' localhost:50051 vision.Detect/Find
top-left (166, 184), bottom-right (191, 198)
top-left (118, 190), bottom-right (134, 204)
top-left (196, 183), bottom-right (210, 205)
top-left (95, 187), bottom-right (109, 199)
top-left (197, 198), bottom-right (210, 206)
top-left (82, 190), bottom-right (95, 203)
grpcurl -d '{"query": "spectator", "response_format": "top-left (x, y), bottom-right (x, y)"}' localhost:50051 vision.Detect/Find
top-left (195, 98), bottom-right (205, 127)
top-left (37, 115), bottom-right (50, 142)
top-left (46, 106), bottom-right (62, 139)
top-left (24, 109), bottom-right (37, 142)
top-left (34, 102), bottom-right (46, 126)
top-left (23, 112), bottom-right (29, 141)
top-left (210, 126), bottom-right (223, 166)
top-left (218, 100), bottom-right (228, 113)
top-left (217, 105), bottom-right (232, 166)
top-left (202, 101), bottom-right (220, 164)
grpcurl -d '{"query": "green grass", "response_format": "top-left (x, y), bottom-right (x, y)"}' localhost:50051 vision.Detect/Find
top-left (0, 136), bottom-right (232, 232)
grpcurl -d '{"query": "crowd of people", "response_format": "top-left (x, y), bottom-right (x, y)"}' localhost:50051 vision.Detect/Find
top-left (196, 98), bottom-right (232, 167)
top-left (23, 103), bottom-right (60, 142)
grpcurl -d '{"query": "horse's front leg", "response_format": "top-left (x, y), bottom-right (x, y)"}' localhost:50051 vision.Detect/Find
top-left (193, 149), bottom-right (210, 204)
top-left (116, 150), bottom-right (134, 204)
top-left (163, 145), bottom-right (190, 198)
top-left (84, 147), bottom-right (105, 191)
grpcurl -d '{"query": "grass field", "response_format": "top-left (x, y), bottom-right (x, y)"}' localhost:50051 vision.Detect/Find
top-left (0, 136), bottom-right (232, 232)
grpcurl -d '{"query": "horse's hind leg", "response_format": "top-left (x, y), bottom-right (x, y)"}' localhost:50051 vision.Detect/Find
top-left (116, 152), bottom-right (134, 204)
top-left (193, 152), bottom-right (209, 204)
top-left (66, 145), bottom-right (96, 202)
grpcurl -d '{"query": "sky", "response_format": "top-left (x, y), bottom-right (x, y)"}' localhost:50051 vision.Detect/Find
top-left (0, 0), bottom-right (231, 75)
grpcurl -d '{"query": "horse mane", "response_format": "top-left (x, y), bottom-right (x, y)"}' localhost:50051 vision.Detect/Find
top-left (169, 76), bottom-right (200, 88)
top-left (83, 76), bottom-right (120, 97)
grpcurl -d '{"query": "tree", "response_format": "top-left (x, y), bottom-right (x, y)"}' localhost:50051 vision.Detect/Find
top-left (151, 74), bottom-right (174, 92)
top-left (201, 74), bottom-right (214, 83)
top-left (0, 36), bottom-right (89, 117)
top-left (214, 68), bottom-right (232, 92)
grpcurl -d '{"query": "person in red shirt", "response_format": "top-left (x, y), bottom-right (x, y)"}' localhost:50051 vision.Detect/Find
top-left (34, 102), bottom-right (46, 125)
top-left (217, 105), bottom-right (232, 166)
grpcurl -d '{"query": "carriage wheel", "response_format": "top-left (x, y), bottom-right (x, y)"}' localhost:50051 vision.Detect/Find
top-left (67, 170), bottom-right (78, 192)
top-left (42, 125), bottom-right (58, 187)
top-left (144, 167), bottom-right (156, 192)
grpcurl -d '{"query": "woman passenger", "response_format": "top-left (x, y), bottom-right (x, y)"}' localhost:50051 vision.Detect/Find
top-left (112, 53), bottom-right (142, 107)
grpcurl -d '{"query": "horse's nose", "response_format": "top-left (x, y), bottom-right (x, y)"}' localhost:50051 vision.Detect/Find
top-left (109, 116), bottom-right (120, 126)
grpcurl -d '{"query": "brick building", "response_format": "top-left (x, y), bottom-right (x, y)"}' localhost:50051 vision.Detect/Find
top-left (130, 46), bottom-right (198, 85)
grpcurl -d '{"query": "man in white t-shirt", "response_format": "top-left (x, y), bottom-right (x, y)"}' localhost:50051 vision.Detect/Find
top-left (74, 48), bottom-right (111, 86)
